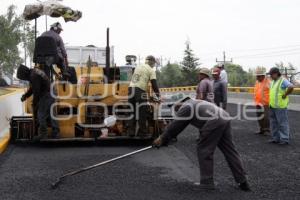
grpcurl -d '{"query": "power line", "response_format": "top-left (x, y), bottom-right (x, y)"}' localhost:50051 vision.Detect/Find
top-left (233, 48), bottom-right (300, 58)
top-left (199, 44), bottom-right (300, 56)
top-left (234, 51), bottom-right (300, 60)
top-left (228, 44), bottom-right (300, 53)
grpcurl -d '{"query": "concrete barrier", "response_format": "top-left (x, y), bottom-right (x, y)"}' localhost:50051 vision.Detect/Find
top-left (161, 91), bottom-right (300, 111)
top-left (227, 92), bottom-right (300, 111)
top-left (0, 89), bottom-right (23, 153)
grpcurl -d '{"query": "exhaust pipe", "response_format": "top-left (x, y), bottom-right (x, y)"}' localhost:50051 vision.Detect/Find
top-left (105, 28), bottom-right (110, 83)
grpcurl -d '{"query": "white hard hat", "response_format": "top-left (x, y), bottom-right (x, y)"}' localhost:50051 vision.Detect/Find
top-left (50, 22), bottom-right (63, 31)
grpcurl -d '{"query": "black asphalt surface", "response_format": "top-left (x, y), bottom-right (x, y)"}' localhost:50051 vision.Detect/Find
top-left (0, 104), bottom-right (299, 200)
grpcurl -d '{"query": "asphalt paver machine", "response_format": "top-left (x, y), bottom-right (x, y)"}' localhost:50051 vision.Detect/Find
top-left (10, 2), bottom-right (171, 142)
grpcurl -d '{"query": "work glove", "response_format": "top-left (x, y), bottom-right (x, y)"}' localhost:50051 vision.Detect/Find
top-left (152, 136), bottom-right (166, 148)
top-left (149, 95), bottom-right (160, 103)
top-left (21, 95), bottom-right (27, 102)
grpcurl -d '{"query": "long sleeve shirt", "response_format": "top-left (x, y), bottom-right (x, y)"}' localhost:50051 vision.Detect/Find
top-left (23, 68), bottom-right (50, 106)
top-left (41, 30), bottom-right (67, 59)
top-left (161, 99), bottom-right (231, 144)
top-left (213, 79), bottom-right (228, 109)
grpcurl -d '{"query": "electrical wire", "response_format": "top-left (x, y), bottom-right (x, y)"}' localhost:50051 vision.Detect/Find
top-left (234, 51), bottom-right (300, 60)
top-left (233, 48), bottom-right (300, 59)
top-left (199, 44), bottom-right (300, 56)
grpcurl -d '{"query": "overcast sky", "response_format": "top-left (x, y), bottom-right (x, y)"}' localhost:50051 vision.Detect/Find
top-left (1, 0), bottom-right (300, 70)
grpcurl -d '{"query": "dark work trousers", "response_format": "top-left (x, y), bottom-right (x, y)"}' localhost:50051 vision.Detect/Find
top-left (256, 105), bottom-right (270, 133)
top-left (197, 121), bottom-right (247, 184)
top-left (128, 87), bottom-right (148, 134)
top-left (37, 93), bottom-right (60, 136)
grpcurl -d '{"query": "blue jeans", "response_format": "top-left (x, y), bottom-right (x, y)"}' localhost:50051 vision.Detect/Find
top-left (269, 108), bottom-right (290, 143)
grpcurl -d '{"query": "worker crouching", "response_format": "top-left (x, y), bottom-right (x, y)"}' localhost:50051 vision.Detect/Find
top-left (153, 97), bottom-right (250, 191)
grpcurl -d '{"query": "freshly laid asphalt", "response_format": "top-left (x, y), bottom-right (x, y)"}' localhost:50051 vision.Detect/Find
top-left (0, 104), bottom-right (299, 200)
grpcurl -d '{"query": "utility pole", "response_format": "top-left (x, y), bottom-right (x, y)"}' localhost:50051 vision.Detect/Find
top-left (23, 23), bottom-right (27, 67)
top-left (216, 51), bottom-right (233, 66)
top-left (139, 55), bottom-right (141, 66)
top-left (45, 16), bottom-right (48, 31)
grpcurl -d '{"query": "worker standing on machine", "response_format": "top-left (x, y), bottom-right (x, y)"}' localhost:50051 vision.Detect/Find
top-left (153, 97), bottom-right (251, 191)
top-left (17, 64), bottom-right (60, 140)
top-left (128, 55), bottom-right (160, 137)
top-left (41, 22), bottom-right (68, 75)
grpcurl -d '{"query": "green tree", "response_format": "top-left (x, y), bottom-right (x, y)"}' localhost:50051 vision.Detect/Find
top-left (225, 63), bottom-right (249, 86)
top-left (245, 68), bottom-right (256, 86)
top-left (157, 62), bottom-right (184, 87)
top-left (274, 62), bottom-right (297, 82)
top-left (21, 20), bottom-right (36, 67)
top-left (0, 5), bottom-right (23, 82)
top-left (181, 41), bottom-right (200, 86)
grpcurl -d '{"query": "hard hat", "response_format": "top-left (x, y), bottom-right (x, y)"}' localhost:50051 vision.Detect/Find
top-left (255, 67), bottom-right (266, 76)
top-left (17, 64), bottom-right (31, 81)
top-left (217, 64), bottom-right (225, 68)
top-left (145, 55), bottom-right (156, 62)
top-left (199, 68), bottom-right (211, 77)
top-left (268, 67), bottom-right (281, 75)
top-left (50, 22), bottom-right (63, 31)
top-left (212, 67), bottom-right (221, 75)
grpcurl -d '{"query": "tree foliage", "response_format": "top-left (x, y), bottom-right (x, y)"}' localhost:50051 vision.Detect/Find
top-left (180, 42), bottom-right (200, 85)
top-left (157, 63), bottom-right (184, 87)
top-left (0, 5), bottom-right (23, 79)
top-left (274, 62), bottom-right (297, 82)
top-left (21, 20), bottom-right (36, 67)
top-left (212, 63), bottom-right (255, 87)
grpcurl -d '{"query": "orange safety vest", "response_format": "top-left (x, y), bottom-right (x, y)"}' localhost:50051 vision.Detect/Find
top-left (254, 78), bottom-right (270, 106)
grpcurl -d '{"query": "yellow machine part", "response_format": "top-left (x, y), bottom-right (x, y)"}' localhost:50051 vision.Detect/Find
top-left (23, 66), bottom-right (156, 139)
top-left (20, 67), bottom-right (164, 138)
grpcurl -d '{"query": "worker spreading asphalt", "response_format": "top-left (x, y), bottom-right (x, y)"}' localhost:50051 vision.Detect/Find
top-left (0, 104), bottom-right (299, 200)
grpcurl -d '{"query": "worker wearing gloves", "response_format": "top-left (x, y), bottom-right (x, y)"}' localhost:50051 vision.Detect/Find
top-left (128, 55), bottom-right (160, 137)
top-left (268, 67), bottom-right (294, 145)
top-left (41, 22), bottom-right (69, 76)
top-left (153, 97), bottom-right (250, 191)
top-left (253, 67), bottom-right (270, 135)
top-left (212, 67), bottom-right (227, 109)
top-left (17, 64), bottom-right (60, 140)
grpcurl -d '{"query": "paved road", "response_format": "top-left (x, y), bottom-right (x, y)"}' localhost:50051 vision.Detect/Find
top-left (0, 104), bottom-right (299, 200)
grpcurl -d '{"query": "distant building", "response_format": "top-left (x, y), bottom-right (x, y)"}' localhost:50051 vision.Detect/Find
top-left (66, 46), bottom-right (114, 67)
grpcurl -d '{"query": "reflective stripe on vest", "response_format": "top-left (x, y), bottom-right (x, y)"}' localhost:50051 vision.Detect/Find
top-left (270, 78), bottom-right (289, 108)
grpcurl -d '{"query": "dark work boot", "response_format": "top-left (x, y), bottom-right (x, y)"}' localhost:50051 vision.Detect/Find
top-left (254, 130), bottom-right (263, 135)
top-left (194, 182), bottom-right (215, 190)
top-left (195, 179), bottom-right (215, 190)
top-left (267, 139), bottom-right (279, 144)
top-left (51, 133), bottom-right (60, 139)
top-left (238, 181), bottom-right (251, 192)
top-left (137, 126), bottom-right (149, 138)
top-left (33, 132), bottom-right (47, 142)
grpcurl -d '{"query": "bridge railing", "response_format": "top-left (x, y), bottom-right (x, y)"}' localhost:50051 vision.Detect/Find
top-left (160, 86), bottom-right (300, 94)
